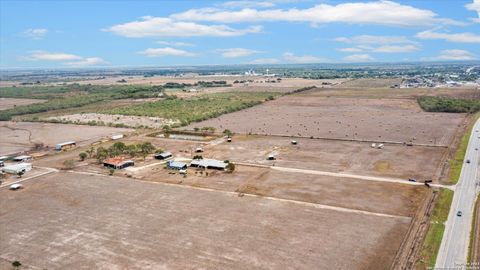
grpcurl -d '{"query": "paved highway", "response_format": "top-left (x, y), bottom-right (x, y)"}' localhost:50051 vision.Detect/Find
top-left (436, 119), bottom-right (480, 269)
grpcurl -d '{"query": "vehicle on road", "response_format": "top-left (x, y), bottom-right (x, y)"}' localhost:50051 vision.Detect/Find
top-left (457, 211), bottom-right (463, 217)
top-left (9, 183), bottom-right (23, 190)
top-left (408, 178), bottom-right (417, 182)
top-left (466, 159), bottom-right (471, 164)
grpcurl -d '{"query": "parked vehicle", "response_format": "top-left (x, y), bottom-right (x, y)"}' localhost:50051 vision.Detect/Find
top-left (457, 211), bottom-right (463, 217)
top-left (408, 178), bottom-right (417, 182)
top-left (9, 184), bottom-right (23, 190)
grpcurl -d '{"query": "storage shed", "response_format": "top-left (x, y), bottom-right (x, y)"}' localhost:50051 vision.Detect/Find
top-left (55, 141), bottom-right (77, 151)
top-left (2, 163), bottom-right (32, 174)
top-left (13, 155), bottom-right (32, 162)
top-left (155, 152), bottom-right (173, 160)
top-left (190, 159), bottom-right (227, 170)
top-left (166, 161), bottom-right (187, 170)
top-left (103, 157), bottom-right (134, 169)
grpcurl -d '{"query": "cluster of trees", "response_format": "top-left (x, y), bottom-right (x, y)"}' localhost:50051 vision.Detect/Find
top-left (80, 142), bottom-right (157, 163)
top-left (163, 81), bottom-right (229, 89)
top-left (418, 96), bottom-right (480, 113)
top-left (0, 85), bottom-right (165, 120)
top-left (102, 92), bottom-right (280, 126)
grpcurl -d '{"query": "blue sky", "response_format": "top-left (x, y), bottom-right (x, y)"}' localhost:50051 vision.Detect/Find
top-left (1, 0), bottom-right (479, 68)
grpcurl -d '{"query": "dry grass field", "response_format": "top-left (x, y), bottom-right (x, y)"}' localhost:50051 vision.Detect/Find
top-left (0, 172), bottom-right (410, 270)
top-left (187, 88), bottom-right (466, 146)
top-left (0, 98), bottom-right (46, 110)
top-left (0, 121), bottom-right (132, 155)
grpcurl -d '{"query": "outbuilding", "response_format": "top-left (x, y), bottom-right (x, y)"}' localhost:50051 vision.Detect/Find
top-left (111, 134), bottom-right (124, 140)
top-left (190, 158), bottom-right (227, 170)
top-left (2, 163), bottom-right (32, 174)
top-left (55, 141), bottom-right (77, 151)
top-left (13, 155), bottom-right (32, 162)
top-left (103, 157), bottom-right (134, 169)
top-left (166, 160), bottom-right (187, 170)
top-left (155, 152), bottom-right (173, 160)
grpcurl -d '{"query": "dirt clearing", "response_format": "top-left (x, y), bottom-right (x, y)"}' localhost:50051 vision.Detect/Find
top-left (0, 98), bottom-right (46, 110)
top-left (0, 172), bottom-right (410, 270)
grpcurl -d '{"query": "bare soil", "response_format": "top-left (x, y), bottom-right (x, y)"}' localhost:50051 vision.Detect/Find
top-left (0, 98), bottom-right (46, 110)
top-left (187, 92), bottom-right (465, 145)
top-left (0, 121), bottom-right (132, 155)
top-left (47, 113), bottom-right (180, 128)
top-left (0, 172), bottom-right (410, 270)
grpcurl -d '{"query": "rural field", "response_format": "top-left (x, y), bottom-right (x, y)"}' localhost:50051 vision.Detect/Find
top-left (187, 89), bottom-right (467, 146)
top-left (0, 121), bottom-right (132, 155)
top-left (0, 172), bottom-right (411, 270)
top-left (0, 98), bottom-right (46, 110)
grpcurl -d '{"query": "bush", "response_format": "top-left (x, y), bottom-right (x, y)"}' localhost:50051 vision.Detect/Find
top-left (418, 96), bottom-right (480, 113)
top-left (79, 152), bottom-right (87, 161)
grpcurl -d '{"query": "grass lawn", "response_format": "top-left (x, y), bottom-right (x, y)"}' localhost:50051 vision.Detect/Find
top-left (417, 188), bottom-right (454, 269)
top-left (448, 112), bottom-right (480, 184)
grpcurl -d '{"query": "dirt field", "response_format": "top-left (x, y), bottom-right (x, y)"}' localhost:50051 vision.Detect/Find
top-left (0, 98), bottom-right (46, 110)
top-left (198, 135), bottom-right (446, 180)
top-left (187, 91), bottom-right (466, 146)
top-left (0, 172), bottom-right (410, 270)
top-left (47, 113), bottom-right (180, 128)
top-left (0, 121), bottom-right (133, 156)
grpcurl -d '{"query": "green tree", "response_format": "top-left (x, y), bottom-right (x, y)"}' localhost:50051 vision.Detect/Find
top-left (79, 152), bottom-right (87, 161)
top-left (96, 147), bottom-right (108, 163)
top-left (193, 155), bottom-right (203, 160)
top-left (226, 162), bottom-right (235, 173)
top-left (138, 142), bottom-right (156, 160)
top-left (86, 147), bottom-right (94, 158)
top-left (125, 144), bottom-right (138, 157)
top-left (223, 129), bottom-right (233, 137)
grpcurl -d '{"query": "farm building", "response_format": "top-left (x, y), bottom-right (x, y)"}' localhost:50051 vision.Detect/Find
top-left (111, 134), bottom-right (124, 140)
top-left (103, 157), bottom-right (134, 169)
top-left (2, 163), bottom-right (32, 174)
top-left (13, 155), bottom-right (32, 162)
top-left (155, 152), bottom-right (173, 160)
top-left (55, 141), bottom-right (77, 151)
top-left (190, 159), bottom-right (227, 170)
top-left (0, 156), bottom-right (8, 162)
top-left (166, 161), bottom-right (187, 170)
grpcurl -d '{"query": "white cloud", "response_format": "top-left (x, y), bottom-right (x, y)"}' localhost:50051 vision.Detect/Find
top-left (466, 0), bottom-right (480, 22)
top-left (335, 35), bottom-right (419, 53)
top-left (104, 16), bottom-right (262, 37)
top-left (221, 1), bottom-right (275, 8)
top-left (283, 52), bottom-right (325, 63)
top-left (65, 57), bottom-right (107, 67)
top-left (217, 48), bottom-right (262, 58)
top-left (335, 35), bottom-right (415, 45)
top-left (21, 28), bottom-right (48, 39)
top-left (373, 44), bottom-right (419, 53)
top-left (424, 49), bottom-right (476, 61)
top-left (23, 51), bottom-right (83, 61)
top-left (416, 30), bottom-right (480, 43)
top-left (343, 54), bottom-right (374, 62)
top-left (138, 47), bottom-right (196, 57)
top-left (156, 41), bottom-right (194, 47)
top-left (21, 51), bottom-right (107, 67)
top-left (172, 1), bottom-right (457, 27)
top-left (249, 58), bottom-right (280, 64)
top-left (337, 47), bottom-right (364, 52)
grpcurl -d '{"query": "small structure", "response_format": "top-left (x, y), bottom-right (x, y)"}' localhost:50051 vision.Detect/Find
top-left (190, 158), bottom-right (227, 170)
top-left (291, 140), bottom-right (297, 145)
top-left (103, 157), bottom-right (134, 169)
top-left (155, 152), bottom-right (173, 160)
top-left (0, 161), bottom-right (4, 167)
top-left (267, 155), bottom-right (276, 160)
top-left (13, 155), bottom-right (32, 162)
top-left (9, 184), bottom-right (23, 190)
top-left (111, 134), bottom-right (124, 140)
top-left (377, 144), bottom-right (384, 149)
top-left (0, 156), bottom-right (9, 162)
top-left (227, 137), bottom-right (232, 142)
top-left (166, 160), bottom-right (187, 170)
top-left (55, 141), bottom-right (76, 151)
top-left (371, 143), bottom-right (376, 148)
top-left (2, 163), bottom-right (32, 174)
top-left (195, 147), bottom-right (204, 153)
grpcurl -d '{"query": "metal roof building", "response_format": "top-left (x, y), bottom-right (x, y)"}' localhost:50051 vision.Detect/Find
top-left (190, 159), bottom-right (227, 170)
top-left (2, 163), bottom-right (32, 174)
top-left (103, 157), bottom-right (134, 169)
top-left (55, 141), bottom-right (77, 150)
top-left (155, 152), bottom-right (173, 160)
top-left (166, 161), bottom-right (187, 170)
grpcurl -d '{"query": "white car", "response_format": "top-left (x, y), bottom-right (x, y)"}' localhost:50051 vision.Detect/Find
top-left (9, 183), bottom-right (23, 190)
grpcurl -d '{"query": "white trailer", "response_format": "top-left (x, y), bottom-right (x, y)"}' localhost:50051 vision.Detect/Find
top-left (2, 163), bottom-right (32, 174)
